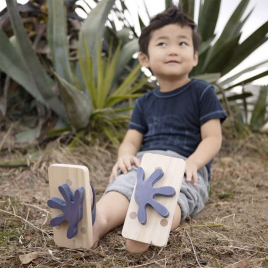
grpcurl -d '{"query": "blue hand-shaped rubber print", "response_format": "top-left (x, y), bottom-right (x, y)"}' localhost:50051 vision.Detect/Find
top-left (47, 184), bottom-right (84, 239)
top-left (134, 167), bottom-right (176, 225)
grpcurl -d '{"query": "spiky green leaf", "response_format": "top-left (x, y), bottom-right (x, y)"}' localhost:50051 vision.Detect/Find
top-left (219, 60), bottom-right (268, 88)
top-left (222, 22), bottom-right (268, 75)
top-left (104, 94), bottom-right (142, 108)
top-left (113, 39), bottom-right (139, 85)
top-left (165, 0), bottom-right (174, 9)
top-left (6, 0), bottom-right (65, 118)
top-left (0, 30), bottom-right (45, 104)
top-left (193, 73), bottom-right (221, 83)
top-left (54, 73), bottom-right (92, 129)
top-left (78, 0), bottom-right (115, 71)
top-left (198, 0), bottom-right (221, 42)
top-left (208, 0), bottom-right (250, 58)
top-left (114, 64), bottom-right (142, 95)
top-left (181, 0), bottom-right (195, 19)
top-left (233, 8), bottom-right (254, 37)
top-left (47, 0), bottom-right (72, 82)
top-left (226, 92), bottom-right (252, 101)
top-left (224, 71), bottom-right (268, 91)
top-left (203, 34), bottom-right (241, 73)
top-left (250, 86), bottom-right (268, 131)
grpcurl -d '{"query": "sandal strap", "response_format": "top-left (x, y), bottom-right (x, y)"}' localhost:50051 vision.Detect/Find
top-left (90, 184), bottom-right (96, 225)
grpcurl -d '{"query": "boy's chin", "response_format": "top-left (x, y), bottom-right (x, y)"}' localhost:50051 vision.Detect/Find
top-left (157, 73), bottom-right (190, 81)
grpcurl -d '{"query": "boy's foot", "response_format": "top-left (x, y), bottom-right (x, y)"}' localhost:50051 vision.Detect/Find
top-left (122, 153), bottom-right (185, 248)
top-left (89, 185), bottom-right (108, 249)
top-left (126, 239), bottom-right (150, 253)
top-left (47, 164), bottom-right (95, 249)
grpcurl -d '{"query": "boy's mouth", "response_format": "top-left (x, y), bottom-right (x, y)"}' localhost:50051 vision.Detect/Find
top-left (166, 60), bottom-right (180, 64)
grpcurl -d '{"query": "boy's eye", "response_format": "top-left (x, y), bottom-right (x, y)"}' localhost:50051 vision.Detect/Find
top-left (179, 42), bottom-right (187, 46)
top-left (157, 42), bottom-right (167, 47)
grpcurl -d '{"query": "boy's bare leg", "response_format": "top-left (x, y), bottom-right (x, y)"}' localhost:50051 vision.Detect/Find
top-left (90, 188), bottom-right (182, 252)
top-left (125, 205), bottom-right (182, 253)
top-left (91, 191), bottom-right (129, 248)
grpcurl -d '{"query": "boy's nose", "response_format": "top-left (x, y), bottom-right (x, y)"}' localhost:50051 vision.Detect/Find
top-left (169, 51), bottom-right (178, 56)
top-left (168, 47), bottom-right (179, 56)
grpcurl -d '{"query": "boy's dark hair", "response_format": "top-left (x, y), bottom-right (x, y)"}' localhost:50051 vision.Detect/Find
top-left (139, 6), bottom-right (201, 56)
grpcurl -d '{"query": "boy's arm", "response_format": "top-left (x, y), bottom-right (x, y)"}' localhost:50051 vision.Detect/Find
top-left (110, 129), bottom-right (143, 181)
top-left (185, 119), bottom-right (222, 186)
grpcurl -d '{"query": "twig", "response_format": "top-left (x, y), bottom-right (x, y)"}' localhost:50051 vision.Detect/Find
top-left (0, 157), bottom-right (38, 168)
top-left (65, 248), bottom-right (106, 258)
top-left (219, 213), bottom-right (236, 227)
top-left (127, 261), bottom-right (159, 268)
top-left (0, 121), bottom-right (19, 151)
top-left (186, 230), bottom-right (201, 267)
top-left (0, 208), bottom-right (51, 238)
top-left (227, 246), bottom-right (257, 253)
top-left (214, 235), bottom-right (268, 250)
top-left (175, 223), bottom-right (223, 231)
top-left (21, 202), bottom-right (51, 214)
top-left (218, 84), bottom-right (233, 118)
top-left (225, 252), bottom-right (259, 267)
top-left (126, 253), bottom-right (179, 268)
top-left (250, 256), bottom-right (268, 264)
top-left (25, 208), bottom-right (30, 222)
top-left (231, 134), bottom-right (253, 155)
top-left (154, 260), bottom-right (165, 267)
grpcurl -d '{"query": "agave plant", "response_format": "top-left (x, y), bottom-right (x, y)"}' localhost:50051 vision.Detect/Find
top-left (0, 0), bottom-right (147, 144)
top-left (54, 37), bottom-right (147, 146)
top-left (190, 0), bottom-right (268, 85)
top-left (1, 0), bottom-right (267, 143)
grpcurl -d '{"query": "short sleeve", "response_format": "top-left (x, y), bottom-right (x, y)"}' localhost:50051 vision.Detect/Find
top-left (199, 86), bottom-right (227, 125)
top-left (128, 98), bottom-right (147, 134)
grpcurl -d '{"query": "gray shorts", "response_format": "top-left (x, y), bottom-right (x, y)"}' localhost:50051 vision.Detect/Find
top-left (104, 150), bottom-right (209, 221)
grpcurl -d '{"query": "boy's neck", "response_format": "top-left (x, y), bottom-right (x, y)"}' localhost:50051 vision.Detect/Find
top-left (158, 77), bottom-right (191, 92)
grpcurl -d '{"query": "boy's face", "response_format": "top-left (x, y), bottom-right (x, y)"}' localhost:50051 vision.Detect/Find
top-left (139, 24), bottom-right (198, 82)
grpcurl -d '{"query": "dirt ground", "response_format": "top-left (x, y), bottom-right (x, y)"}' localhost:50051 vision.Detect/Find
top-left (0, 127), bottom-right (268, 267)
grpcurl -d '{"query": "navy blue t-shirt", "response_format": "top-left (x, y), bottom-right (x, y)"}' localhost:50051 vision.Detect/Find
top-left (129, 79), bottom-right (227, 179)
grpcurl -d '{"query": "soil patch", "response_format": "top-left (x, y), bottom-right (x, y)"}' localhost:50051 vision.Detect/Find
top-left (0, 133), bottom-right (268, 267)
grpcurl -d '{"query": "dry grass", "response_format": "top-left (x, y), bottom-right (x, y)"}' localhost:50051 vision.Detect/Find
top-left (0, 132), bottom-right (268, 267)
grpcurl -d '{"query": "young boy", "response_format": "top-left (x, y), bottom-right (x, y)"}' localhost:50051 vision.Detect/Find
top-left (91, 6), bottom-right (227, 253)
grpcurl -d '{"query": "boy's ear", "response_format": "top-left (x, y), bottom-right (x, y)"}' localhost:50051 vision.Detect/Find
top-left (193, 52), bottom-right (198, 67)
top-left (138, 52), bottom-right (150, 68)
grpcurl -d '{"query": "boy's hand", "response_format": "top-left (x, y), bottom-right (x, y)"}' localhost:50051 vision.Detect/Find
top-left (109, 155), bottom-right (141, 182)
top-left (185, 159), bottom-right (198, 186)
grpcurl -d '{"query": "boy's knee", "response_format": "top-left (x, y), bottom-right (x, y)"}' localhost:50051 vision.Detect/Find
top-left (126, 239), bottom-right (150, 253)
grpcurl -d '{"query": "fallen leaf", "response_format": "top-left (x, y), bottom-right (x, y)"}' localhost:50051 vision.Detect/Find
top-left (48, 249), bottom-right (61, 262)
top-left (19, 252), bottom-right (39, 264)
top-left (226, 260), bottom-right (248, 268)
top-left (10, 216), bottom-right (24, 223)
top-left (214, 201), bottom-right (230, 207)
top-left (221, 157), bottom-right (234, 164)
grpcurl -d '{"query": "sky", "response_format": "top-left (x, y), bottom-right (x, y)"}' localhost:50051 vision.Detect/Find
top-left (0, 0), bottom-right (267, 85)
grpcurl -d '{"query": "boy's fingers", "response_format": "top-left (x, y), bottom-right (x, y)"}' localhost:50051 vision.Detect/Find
top-left (193, 172), bottom-right (198, 186)
top-left (133, 157), bottom-right (141, 167)
top-left (109, 172), bottom-right (114, 182)
top-left (124, 158), bottom-right (132, 171)
top-left (118, 160), bottom-right (127, 174)
top-left (109, 165), bottom-right (118, 181)
top-left (186, 170), bottom-right (192, 182)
